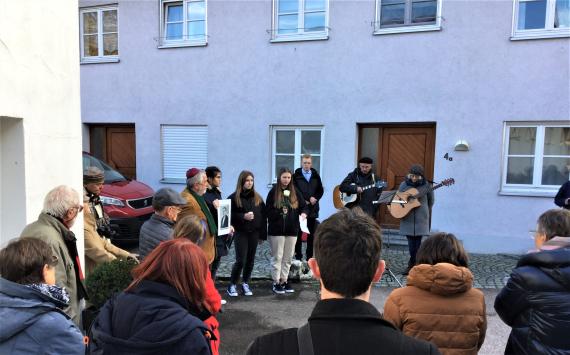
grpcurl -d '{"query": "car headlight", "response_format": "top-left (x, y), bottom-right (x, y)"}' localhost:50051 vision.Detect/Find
top-left (100, 196), bottom-right (125, 207)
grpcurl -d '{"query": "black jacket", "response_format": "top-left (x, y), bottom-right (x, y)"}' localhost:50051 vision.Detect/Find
top-left (246, 298), bottom-right (440, 355)
top-left (293, 168), bottom-right (324, 218)
top-left (89, 280), bottom-right (212, 355)
top-left (339, 169), bottom-right (381, 217)
top-left (204, 187), bottom-right (229, 256)
top-left (494, 247), bottom-right (570, 355)
top-left (228, 190), bottom-right (267, 240)
top-left (266, 185), bottom-right (309, 236)
top-left (554, 180), bottom-right (570, 209)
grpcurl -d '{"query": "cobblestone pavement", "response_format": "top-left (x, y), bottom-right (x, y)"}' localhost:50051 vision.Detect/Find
top-left (216, 241), bottom-right (520, 288)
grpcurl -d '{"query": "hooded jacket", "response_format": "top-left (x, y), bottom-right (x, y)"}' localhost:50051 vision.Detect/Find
top-left (228, 189), bottom-right (267, 239)
top-left (383, 263), bottom-right (487, 355)
top-left (20, 213), bottom-right (88, 325)
top-left (0, 277), bottom-right (84, 355)
top-left (494, 245), bottom-right (570, 355)
top-left (89, 280), bottom-right (212, 355)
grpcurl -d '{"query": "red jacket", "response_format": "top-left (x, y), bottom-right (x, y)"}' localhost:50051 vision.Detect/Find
top-left (204, 271), bottom-right (221, 355)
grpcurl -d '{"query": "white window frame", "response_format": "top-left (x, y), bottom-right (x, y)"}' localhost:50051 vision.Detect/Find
top-left (161, 125), bottom-right (208, 183)
top-left (500, 121), bottom-right (570, 197)
top-left (271, 0), bottom-right (330, 43)
top-left (79, 6), bottom-right (120, 64)
top-left (270, 126), bottom-right (325, 184)
top-left (374, 0), bottom-right (442, 35)
top-left (511, 0), bottom-right (570, 40)
top-left (158, 0), bottom-right (208, 48)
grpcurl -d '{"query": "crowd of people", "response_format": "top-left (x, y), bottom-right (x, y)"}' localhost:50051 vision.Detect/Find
top-left (0, 154), bottom-right (569, 354)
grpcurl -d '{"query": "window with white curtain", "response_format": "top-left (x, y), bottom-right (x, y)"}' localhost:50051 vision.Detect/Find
top-left (159, 0), bottom-right (207, 47)
top-left (501, 122), bottom-right (570, 195)
top-left (512, 0), bottom-right (570, 40)
top-left (271, 126), bottom-right (324, 182)
top-left (374, 0), bottom-right (442, 35)
top-left (161, 125), bottom-right (208, 183)
top-left (80, 6), bottom-right (119, 63)
top-left (271, 0), bottom-right (329, 42)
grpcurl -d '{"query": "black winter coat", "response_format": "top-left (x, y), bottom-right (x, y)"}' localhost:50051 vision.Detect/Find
top-left (293, 168), bottom-right (324, 219)
top-left (554, 180), bottom-right (570, 209)
top-left (339, 169), bottom-right (381, 217)
top-left (89, 280), bottom-right (212, 355)
top-left (494, 247), bottom-right (570, 355)
top-left (246, 298), bottom-right (440, 355)
top-left (228, 190), bottom-right (267, 240)
top-left (204, 187), bottom-right (229, 257)
top-left (266, 185), bottom-right (309, 236)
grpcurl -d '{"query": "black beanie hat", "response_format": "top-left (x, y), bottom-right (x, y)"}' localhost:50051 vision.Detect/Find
top-left (358, 157), bottom-right (373, 164)
top-left (409, 164), bottom-right (425, 176)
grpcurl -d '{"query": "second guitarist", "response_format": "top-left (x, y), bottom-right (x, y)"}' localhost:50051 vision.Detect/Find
top-left (339, 157), bottom-right (382, 217)
top-left (399, 164), bottom-right (434, 275)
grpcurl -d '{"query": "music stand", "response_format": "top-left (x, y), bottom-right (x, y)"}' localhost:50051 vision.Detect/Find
top-left (373, 190), bottom-right (404, 288)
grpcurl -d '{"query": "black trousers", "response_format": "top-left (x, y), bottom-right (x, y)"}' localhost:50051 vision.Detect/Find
top-left (230, 231), bottom-right (259, 284)
top-left (295, 217), bottom-right (317, 261)
top-left (406, 235), bottom-right (423, 267)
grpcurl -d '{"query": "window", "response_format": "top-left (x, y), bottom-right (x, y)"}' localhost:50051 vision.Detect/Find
top-left (271, 0), bottom-right (329, 42)
top-left (271, 126), bottom-right (324, 181)
top-left (512, 0), bottom-right (570, 40)
top-left (80, 6), bottom-right (119, 63)
top-left (501, 123), bottom-right (570, 196)
top-left (374, 0), bottom-right (442, 35)
top-left (159, 0), bottom-right (207, 47)
top-left (161, 125), bottom-right (208, 183)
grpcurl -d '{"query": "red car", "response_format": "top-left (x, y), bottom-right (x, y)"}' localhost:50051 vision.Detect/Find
top-left (82, 152), bottom-right (154, 243)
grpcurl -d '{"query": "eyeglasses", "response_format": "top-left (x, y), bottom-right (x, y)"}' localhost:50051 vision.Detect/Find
top-left (70, 205), bottom-right (83, 213)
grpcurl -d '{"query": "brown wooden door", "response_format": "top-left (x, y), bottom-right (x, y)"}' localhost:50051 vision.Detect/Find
top-left (359, 125), bottom-right (435, 229)
top-left (106, 127), bottom-right (136, 180)
top-left (89, 125), bottom-right (136, 180)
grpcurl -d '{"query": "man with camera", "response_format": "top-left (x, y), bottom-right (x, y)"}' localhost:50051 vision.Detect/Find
top-left (83, 167), bottom-right (137, 274)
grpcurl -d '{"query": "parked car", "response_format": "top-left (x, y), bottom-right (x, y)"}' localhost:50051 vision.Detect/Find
top-left (82, 152), bottom-right (154, 243)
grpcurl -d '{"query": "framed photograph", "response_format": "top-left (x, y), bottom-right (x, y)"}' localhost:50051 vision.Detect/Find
top-left (217, 199), bottom-right (231, 236)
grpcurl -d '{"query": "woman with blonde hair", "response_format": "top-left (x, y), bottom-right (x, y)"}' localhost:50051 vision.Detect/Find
top-left (226, 170), bottom-right (267, 297)
top-left (383, 233), bottom-right (486, 354)
top-left (173, 214), bottom-right (222, 355)
top-left (266, 167), bottom-right (308, 294)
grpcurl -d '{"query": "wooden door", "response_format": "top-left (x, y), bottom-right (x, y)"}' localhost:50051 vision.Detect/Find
top-left (359, 125), bottom-right (435, 229)
top-left (89, 125), bottom-right (136, 180)
top-left (106, 127), bottom-right (136, 180)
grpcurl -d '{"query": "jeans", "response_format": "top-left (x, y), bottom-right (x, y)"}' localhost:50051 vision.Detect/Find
top-left (269, 235), bottom-right (297, 283)
top-left (230, 231), bottom-right (259, 284)
top-left (295, 217), bottom-right (317, 260)
top-left (406, 235), bottom-right (423, 267)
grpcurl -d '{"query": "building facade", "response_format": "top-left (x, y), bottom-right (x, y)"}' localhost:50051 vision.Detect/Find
top-left (0, 0), bottom-right (84, 253)
top-left (79, 0), bottom-right (569, 253)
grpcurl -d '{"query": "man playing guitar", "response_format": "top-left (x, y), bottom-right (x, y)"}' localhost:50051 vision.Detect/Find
top-left (339, 157), bottom-right (382, 217)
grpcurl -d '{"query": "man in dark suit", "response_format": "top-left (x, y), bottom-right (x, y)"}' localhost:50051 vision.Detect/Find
top-left (220, 206), bottom-right (229, 229)
top-left (293, 154), bottom-right (324, 261)
top-left (246, 208), bottom-right (440, 355)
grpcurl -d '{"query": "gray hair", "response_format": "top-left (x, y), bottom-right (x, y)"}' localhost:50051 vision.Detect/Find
top-left (42, 185), bottom-right (80, 218)
top-left (187, 170), bottom-right (206, 188)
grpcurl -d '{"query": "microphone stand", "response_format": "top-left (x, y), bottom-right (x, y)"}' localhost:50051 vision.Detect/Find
top-left (373, 192), bottom-right (404, 287)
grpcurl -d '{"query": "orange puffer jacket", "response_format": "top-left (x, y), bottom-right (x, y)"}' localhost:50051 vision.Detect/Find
top-left (383, 263), bottom-right (487, 355)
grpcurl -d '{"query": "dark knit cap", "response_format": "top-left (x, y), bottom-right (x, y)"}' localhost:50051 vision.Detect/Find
top-left (409, 164), bottom-right (425, 176)
top-left (186, 168), bottom-right (201, 179)
top-left (83, 167), bottom-right (105, 184)
top-left (358, 157), bottom-right (373, 164)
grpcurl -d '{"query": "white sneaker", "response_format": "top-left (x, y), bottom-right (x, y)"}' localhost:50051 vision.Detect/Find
top-left (242, 283), bottom-right (253, 296)
top-left (227, 284), bottom-right (238, 297)
top-left (221, 299), bottom-right (227, 305)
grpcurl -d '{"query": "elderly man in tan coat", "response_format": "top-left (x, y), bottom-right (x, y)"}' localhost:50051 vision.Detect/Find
top-left (180, 168), bottom-right (217, 264)
top-left (83, 167), bottom-right (136, 274)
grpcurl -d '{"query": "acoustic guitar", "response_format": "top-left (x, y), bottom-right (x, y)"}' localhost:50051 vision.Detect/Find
top-left (333, 181), bottom-right (387, 209)
top-left (388, 178), bottom-right (455, 219)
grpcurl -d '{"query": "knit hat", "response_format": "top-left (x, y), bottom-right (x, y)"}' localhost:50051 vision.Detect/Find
top-left (83, 166), bottom-right (105, 184)
top-left (186, 168), bottom-right (201, 179)
top-left (358, 157), bottom-right (373, 164)
top-left (409, 164), bottom-right (425, 176)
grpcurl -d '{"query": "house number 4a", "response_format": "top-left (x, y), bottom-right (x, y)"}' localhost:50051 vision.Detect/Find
top-left (443, 153), bottom-right (453, 161)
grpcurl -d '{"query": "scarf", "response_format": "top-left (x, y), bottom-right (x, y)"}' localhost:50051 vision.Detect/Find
top-left (26, 283), bottom-right (70, 306)
top-left (190, 190), bottom-right (218, 236)
top-left (405, 176), bottom-right (426, 187)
